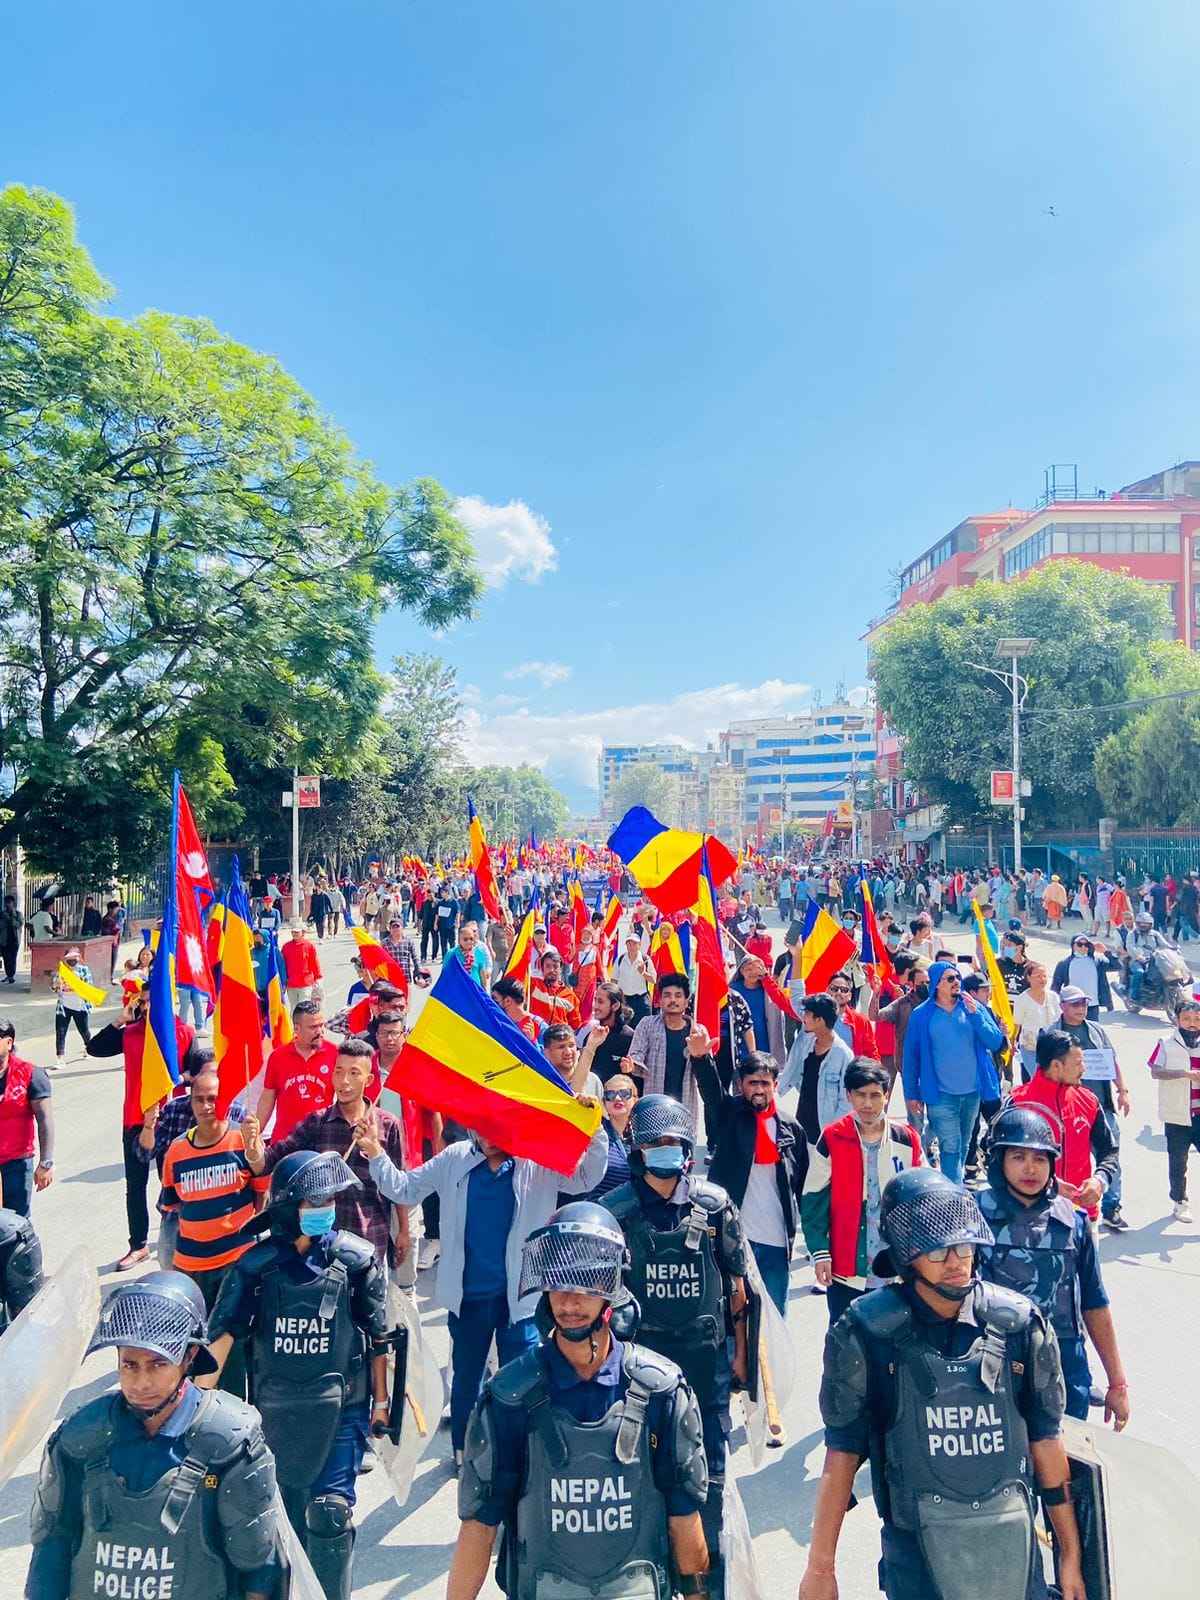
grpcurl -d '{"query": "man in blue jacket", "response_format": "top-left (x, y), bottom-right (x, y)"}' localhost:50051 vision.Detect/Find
top-left (902, 960), bottom-right (1003, 1183)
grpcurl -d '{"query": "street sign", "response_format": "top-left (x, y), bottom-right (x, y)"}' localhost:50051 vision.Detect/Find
top-left (990, 770), bottom-right (1015, 804)
top-left (297, 775), bottom-right (321, 809)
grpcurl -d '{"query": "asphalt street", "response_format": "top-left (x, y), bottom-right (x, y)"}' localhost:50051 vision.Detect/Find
top-left (1, 910), bottom-right (1197, 1597)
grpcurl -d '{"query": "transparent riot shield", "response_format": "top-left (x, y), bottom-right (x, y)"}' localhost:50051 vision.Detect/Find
top-left (1055, 1417), bottom-right (1200, 1600)
top-left (0, 1248), bottom-right (99, 1489)
top-left (273, 1492), bottom-right (332, 1600)
top-left (376, 1283), bottom-right (443, 1506)
top-left (722, 1468), bottom-right (767, 1600)
top-left (739, 1251), bottom-right (796, 1469)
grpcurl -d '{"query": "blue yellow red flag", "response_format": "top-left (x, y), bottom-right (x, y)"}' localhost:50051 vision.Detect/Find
top-left (607, 807), bottom-right (738, 916)
top-left (468, 797), bottom-right (504, 923)
top-left (692, 844), bottom-right (729, 1040)
top-left (384, 957), bottom-right (600, 1175)
top-left (212, 856), bottom-right (265, 1115)
top-left (264, 934), bottom-right (293, 1049)
top-left (141, 773), bottom-right (184, 1111)
top-left (858, 880), bottom-right (895, 987)
top-left (798, 900), bottom-right (858, 994)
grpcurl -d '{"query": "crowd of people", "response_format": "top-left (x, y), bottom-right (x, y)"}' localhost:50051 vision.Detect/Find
top-left (3, 845), bottom-right (1199, 1600)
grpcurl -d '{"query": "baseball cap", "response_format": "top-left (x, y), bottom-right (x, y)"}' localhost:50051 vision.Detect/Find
top-left (1059, 984), bottom-right (1089, 1004)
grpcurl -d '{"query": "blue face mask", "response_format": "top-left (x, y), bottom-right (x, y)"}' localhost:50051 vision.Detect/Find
top-left (642, 1145), bottom-right (687, 1177)
top-left (299, 1204), bottom-right (337, 1238)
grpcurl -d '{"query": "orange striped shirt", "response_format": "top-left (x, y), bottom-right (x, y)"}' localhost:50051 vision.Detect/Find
top-left (161, 1127), bottom-right (268, 1273)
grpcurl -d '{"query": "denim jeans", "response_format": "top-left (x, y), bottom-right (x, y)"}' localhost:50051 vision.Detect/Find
top-left (1100, 1106), bottom-right (1122, 1217)
top-left (1128, 964), bottom-right (1145, 1003)
top-left (926, 1092), bottom-right (980, 1185)
top-left (0, 1155), bottom-right (34, 1217)
top-left (180, 986), bottom-right (207, 1031)
top-left (447, 1295), bottom-right (538, 1449)
top-left (54, 1007), bottom-right (91, 1057)
top-left (749, 1239), bottom-right (789, 1316)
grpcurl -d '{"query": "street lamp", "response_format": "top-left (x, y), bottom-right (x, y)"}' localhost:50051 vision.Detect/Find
top-left (968, 638), bottom-right (1036, 874)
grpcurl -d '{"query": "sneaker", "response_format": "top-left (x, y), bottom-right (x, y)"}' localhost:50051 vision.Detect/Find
top-left (810, 1282), bottom-right (827, 1297)
top-left (51, 1058), bottom-right (66, 1073)
top-left (1173, 1201), bottom-right (1193, 1223)
top-left (417, 1238), bottom-right (441, 1270)
top-left (766, 1426), bottom-right (786, 1450)
top-left (1102, 1210), bottom-right (1131, 1232)
top-left (115, 1247), bottom-right (150, 1272)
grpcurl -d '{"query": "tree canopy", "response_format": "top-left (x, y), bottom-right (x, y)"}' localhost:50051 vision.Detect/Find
top-left (465, 764), bottom-right (571, 842)
top-left (0, 185), bottom-right (481, 881)
top-left (870, 562), bottom-right (1173, 831)
top-left (1094, 642), bottom-right (1200, 826)
top-left (608, 762), bottom-right (681, 825)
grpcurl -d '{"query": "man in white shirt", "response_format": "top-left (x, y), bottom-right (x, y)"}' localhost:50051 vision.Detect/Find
top-left (615, 933), bottom-right (652, 1022)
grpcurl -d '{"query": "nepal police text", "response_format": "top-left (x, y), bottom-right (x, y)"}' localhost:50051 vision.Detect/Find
top-left (90, 1541), bottom-right (175, 1598)
top-left (549, 1475), bottom-right (634, 1533)
top-left (645, 1262), bottom-right (700, 1298)
top-left (925, 1403), bottom-right (1007, 1456)
top-left (274, 1315), bottom-right (331, 1355)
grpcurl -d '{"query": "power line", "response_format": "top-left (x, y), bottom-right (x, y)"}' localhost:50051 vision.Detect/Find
top-left (1020, 686), bottom-right (1200, 719)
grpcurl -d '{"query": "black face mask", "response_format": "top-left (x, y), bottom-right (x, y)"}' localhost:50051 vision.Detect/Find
top-left (1181, 1028), bottom-right (1200, 1048)
top-left (913, 982), bottom-right (930, 1001)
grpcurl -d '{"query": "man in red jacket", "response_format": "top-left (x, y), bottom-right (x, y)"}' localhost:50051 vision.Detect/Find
top-left (1012, 1027), bottom-right (1119, 1218)
top-left (281, 920), bottom-right (322, 1007)
top-left (827, 972), bottom-right (880, 1060)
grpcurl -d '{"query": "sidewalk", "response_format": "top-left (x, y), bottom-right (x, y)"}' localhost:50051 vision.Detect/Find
top-left (1, 938), bottom-right (151, 1058)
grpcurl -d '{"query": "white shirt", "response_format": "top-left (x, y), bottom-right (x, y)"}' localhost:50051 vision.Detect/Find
top-left (739, 1127), bottom-right (788, 1249)
top-left (30, 909), bottom-right (54, 941)
top-left (616, 953), bottom-right (649, 997)
top-left (1012, 988), bottom-right (1062, 1050)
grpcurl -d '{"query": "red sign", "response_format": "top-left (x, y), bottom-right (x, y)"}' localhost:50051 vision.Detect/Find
top-left (990, 770), bottom-right (1015, 804)
top-left (297, 775), bottom-right (321, 809)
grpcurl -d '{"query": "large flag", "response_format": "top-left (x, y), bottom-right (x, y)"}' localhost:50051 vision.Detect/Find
top-left (798, 900), bottom-right (857, 995)
top-left (598, 894), bottom-right (623, 979)
top-left (350, 926), bottom-right (411, 999)
top-left (56, 960), bottom-right (107, 1008)
top-left (568, 877), bottom-right (588, 945)
top-left (859, 880), bottom-right (895, 988)
top-left (383, 957), bottom-right (601, 1175)
top-left (972, 901), bottom-right (1015, 1053)
top-left (211, 856), bottom-right (264, 1115)
top-left (650, 918), bottom-right (690, 987)
top-left (141, 773), bottom-right (185, 1111)
top-left (607, 807), bottom-right (738, 917)
top-left (174, 783), bottom-right (215, 1004)
top-left (503, 905), bottom-right (537, 987)
top-left (264, 934), bottom-right (293, 1049)
top-left (468, 797), bottom-right (504, 923)
top-left (692, 844), bottom-right (729, 1041)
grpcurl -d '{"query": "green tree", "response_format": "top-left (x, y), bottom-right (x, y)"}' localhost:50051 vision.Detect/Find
top-left (1094, 642), bottom-right (1200, 825)
top-left (464, 764), bottom-right (570, 840)
top-left (608, 762), bottom-right (681, 825)
top-left (870, 562), bottom-right (1170, 830)
top-left (0, 186), bottom-right (481, 883)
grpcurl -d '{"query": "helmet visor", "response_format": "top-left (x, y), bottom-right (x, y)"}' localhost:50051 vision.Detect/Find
top-left (519, 1224), bottom-right (625, 1302)
top-left (278, 1152), bottom-right (360, 1207)
top-left (629, 1097), bottom-right (693, 1150)
top-left (87, 1288), bottom-right (204, 1365)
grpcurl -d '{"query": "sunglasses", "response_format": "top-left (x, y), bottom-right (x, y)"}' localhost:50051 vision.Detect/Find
top-left (603, 1088), bottom-right (633, 1102)
top-left (924, 1242), bottom-right (974, 1263)
top-left (829, 985), bottom-right (851, 994)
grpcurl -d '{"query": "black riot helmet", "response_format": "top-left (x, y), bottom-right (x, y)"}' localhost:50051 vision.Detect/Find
top-left (268, 1150), bottom-right (359, 1238)
top-left (985, 1102), bottom-right (1062, 1197)
top-left (87, 1270), bottom-right (218, 1379)
top-left (627, 1093), bottom-right (694, 1179)
top-left (874, 1168), bottom-right (994, 1302)
top-left (522, 1202), bottom-right (633, 1350)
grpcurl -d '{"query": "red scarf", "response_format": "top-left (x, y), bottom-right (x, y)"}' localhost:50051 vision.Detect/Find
top-left (754, 1101), bottom-right (780, 1164)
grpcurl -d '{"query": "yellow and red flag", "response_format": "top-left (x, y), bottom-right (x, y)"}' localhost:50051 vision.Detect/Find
top-left (607, 807), bottom-right (738, 917)
top-left (212, 857), bottom-right (265, 1115)
top-left (468, 797), bottom-right (504, 923)
top-left (798, 902), bottom-right (857, 994)
top-left (503, 906), bottom-right (537, 988)
top-left (691, 845), bottom-right (729, 1041)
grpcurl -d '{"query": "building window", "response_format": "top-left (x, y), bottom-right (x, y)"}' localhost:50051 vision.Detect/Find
top-left (1063, 521), bottom-right (1180, 556)
top-left (1004, 526), bottom-right (1055, 578)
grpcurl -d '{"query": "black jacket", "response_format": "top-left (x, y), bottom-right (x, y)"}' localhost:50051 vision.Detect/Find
top-left (706, 1097), bottom-right (808, 1251)
top-left (1050, 954), bottom-right (1113, 1011)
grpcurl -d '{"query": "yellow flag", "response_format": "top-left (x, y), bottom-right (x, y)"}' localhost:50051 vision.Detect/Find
top-left (56, 960), bottom-right (108, 1007)
top-left (971, 903), bottom-right (1015, 1043)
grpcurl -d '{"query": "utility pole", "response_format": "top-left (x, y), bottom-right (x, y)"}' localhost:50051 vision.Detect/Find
top-left (778, 750), bottom-right (787, 859)
top-left (291, 766), bottom-right (301, 920)
top-left (970, 640), bottom-right (1035, 875)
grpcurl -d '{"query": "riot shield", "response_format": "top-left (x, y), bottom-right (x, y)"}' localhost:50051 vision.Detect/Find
top-left (739, 1252), bottom-right (795, 1468)
top-left (722, 1468), bottom-right (767, 1600)
top-left (273, 1493), bottom-right (329, 1600)
top-left (0, 1248), bottom-right (99, 1490)
top-left (375, 1283), bottom-right (443, 1506)
top-left (1055, 1417), bottom-right (1200, 1600)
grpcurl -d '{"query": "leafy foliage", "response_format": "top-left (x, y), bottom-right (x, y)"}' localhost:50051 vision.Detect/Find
top-left (608, 762), bottom-right (681, 825)
top-left (871, 562), bottom-right (1171, 830)
top-left (0, 186), bottom-right (481, 882)
top-left (1094, 642), bottom-right (1200, 825)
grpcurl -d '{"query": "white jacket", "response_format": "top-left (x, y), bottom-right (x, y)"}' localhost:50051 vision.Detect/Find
top-left (1149, 1029), bottom-right (1200, 1127)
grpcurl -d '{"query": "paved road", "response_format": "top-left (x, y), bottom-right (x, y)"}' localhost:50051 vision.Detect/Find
top-left (1, 912), bottom-right (1197, 1597)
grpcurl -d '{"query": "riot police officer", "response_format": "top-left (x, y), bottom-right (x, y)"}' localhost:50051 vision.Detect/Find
top-left (798, 1167), bottom-right (1087, 1600)
top-left (604, 1096), bottom-right (750, 1600)
top-left (449, 1201), bottom-right (711, 1600)
top-left (204, 1150), bottom-right (389, 1600)
top-left (27, 1270), bottom-right (285, 1600)
top-left (0, 1204), bottom-right (43, 1332)
top-left (978, 1102), bottom-right (1130, 1427)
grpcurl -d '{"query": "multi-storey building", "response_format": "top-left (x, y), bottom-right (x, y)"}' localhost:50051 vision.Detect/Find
top-left (719, 706), bottom-right (876, 829)
top-left (598, 743), bottom-right (696, 816)
top-left (598, 742), bottom-right (745, 842)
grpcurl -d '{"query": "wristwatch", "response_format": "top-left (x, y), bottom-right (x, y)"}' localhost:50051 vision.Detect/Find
top-left (36, 1159), bottom-right (54, 1171)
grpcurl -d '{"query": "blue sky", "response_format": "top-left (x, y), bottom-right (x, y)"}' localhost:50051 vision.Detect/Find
top-left (6, 1), bottom-right (1200, 812)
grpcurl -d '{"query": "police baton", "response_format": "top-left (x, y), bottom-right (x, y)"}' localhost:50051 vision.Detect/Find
top-left (374, 1323), bottom-right (428, 1445)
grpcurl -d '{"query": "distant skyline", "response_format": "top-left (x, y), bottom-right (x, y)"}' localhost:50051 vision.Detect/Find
top-left (7, 2), bottom-right (1199, 814)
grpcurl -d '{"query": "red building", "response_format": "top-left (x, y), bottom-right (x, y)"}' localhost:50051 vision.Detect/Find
top-left (863, 460), bottom-right (1200, 853)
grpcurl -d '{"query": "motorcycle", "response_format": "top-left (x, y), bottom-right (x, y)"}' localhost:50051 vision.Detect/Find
top-left (1119, 943), bottom-right (1193, 1018)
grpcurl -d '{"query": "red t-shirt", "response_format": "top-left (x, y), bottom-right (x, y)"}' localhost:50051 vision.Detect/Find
top-left (281, 938), bottom-right (321, 987)
top-left (264, 1040), bottom-right (337, 1139)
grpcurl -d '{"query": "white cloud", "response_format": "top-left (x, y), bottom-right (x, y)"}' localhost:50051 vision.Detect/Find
top-left (504, 660), bottom-right (572, 689)
top-left (460, 678), bottom-right (816, 794)
top-left (454, 494), bottom-right (557, 587)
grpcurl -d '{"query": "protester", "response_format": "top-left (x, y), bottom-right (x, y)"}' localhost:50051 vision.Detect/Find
top-left (528, 948), bottom-right (582, 1030)
top-left (780, 993), bottom-right (855, 1145)
top-left (0, 1017), bottom-right (54, 1217)
top-left (627, 973), bottom-right (722, 1139)
top-left (453, 919), bottom-right (492, 988)
top-left (87, 984), bottom-right (196, 1271)
top-left (1012, 1028), bottom-right (1119, 1219)
top-left (1148, 996), bottom-right (1200, 1222)
top-left (355, 1099), bottom-right (607, 1471)
top-left (490, 975), bottom-right (539, 1043)
top-left (49, 946), bottom-right (94, 1069)
top-left (1051, 934), bottom-right (1114, 1019)
top-left (0, 893), bottom-right (20, 985)
top-left (574, 980), bottom-right (636, 1085)
top-left (801, 1059), bottom-right (921, 1322)
top-left (582, 1073), bottom-right (637, 1202)
top-left (730, 953), bottom-right (788, 1067)
top-left (707, 1050), bottom-right (807, 1317)
top-left (256, 998), bottom-right (337, 1141)
top-left (381, 916), bottom-right (423, 983)
top-left (281, 920), bottom-right (322, 1008)
top-left (1011, 961), bottom-right (1061, 1082)
top-left (826, 971), bottom-right (879, 1059)
top-left (1057, 985), bottom-right (1131, 1231)
top-left (614, 932), bottom-right (653, 1022)
top-left (901, 960), bottom-right (1003, 1185)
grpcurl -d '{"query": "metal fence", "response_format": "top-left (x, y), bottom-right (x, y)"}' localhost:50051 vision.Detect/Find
top-left (14, 864), bottom-right (170, 938)
top-left (944, 831), bottom-right (1200, 882)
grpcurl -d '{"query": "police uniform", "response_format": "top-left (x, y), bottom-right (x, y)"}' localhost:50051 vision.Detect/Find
top-left (605, 1172), bottom-right (747, 1591)
top-left (459, 1199), bottom-right (710, 1600)
top-left (207, 1226), bottom-right (387, 1599)
top-left (978, 1185), bottom-right (1107, 1421)
top-left (0, 1204), bottom-right (44, 1332)
top-left (26, 1273), bottom-right (284, 1600)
